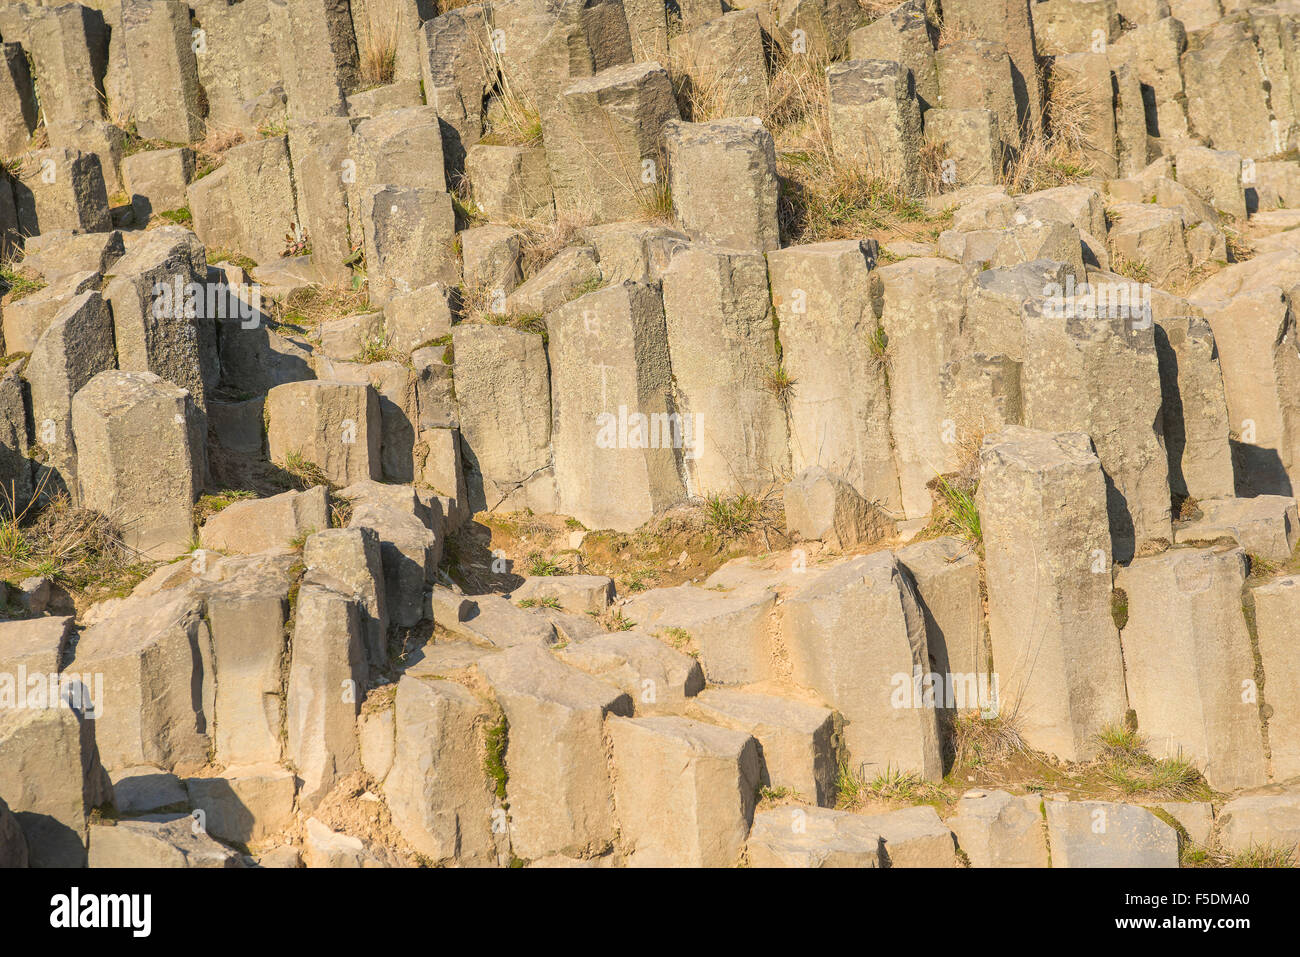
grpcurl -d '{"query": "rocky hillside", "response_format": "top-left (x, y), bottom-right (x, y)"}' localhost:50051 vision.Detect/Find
top-left (1, 0), bottom-right (1300, 869)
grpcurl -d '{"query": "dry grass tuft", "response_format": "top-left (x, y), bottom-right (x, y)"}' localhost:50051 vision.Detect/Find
top-left (193, 125), bottom-right (246, 180)
top-left (0, 477), bottom-right (149, 600)
top-left (273, 284), bottom-right (370, 332)
top-left (1001, 65), bottom-right (1099, 193)
top-left (359, 12), bottom-right (398, 89)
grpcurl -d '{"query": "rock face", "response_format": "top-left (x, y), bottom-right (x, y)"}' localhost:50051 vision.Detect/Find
top-left (977, 427), bottom-right (1128, 761)
top-left (780, 552), bottom-right (943, 781)
top-left (1117, 546), bottom-right (1268, 791)
top-left (9, 0), bottom-right (1300, 876)
top-left (71, 371), bottom-right (205, 560)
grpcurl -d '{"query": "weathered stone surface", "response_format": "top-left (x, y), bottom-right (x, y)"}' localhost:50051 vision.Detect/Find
top-left (22, 290), bottom-right (116, 490)
top-left (13, 148), bottom-right (111, 234)
top-left (118, 0), bottom-right (205, 144)
top-left (855, 805), bottom-right (958, 867)
top-left (936, 39), bottom-right (1019, 155)
top-left (479, 645), bottom-right (632, 859)
top-left (767, 240), bottom-right (901, 512)
top-left (451, 324), bottom-right (556, 513)
top-left (504, 245), bottom-right (601, 317)
top-left (783, 466), bottom-right (893, 550)
top-left (1118, 547), bottom-right (1266, 790)
top-left (558, 631), bottom-right (704, 713)
top-left (622, 582), bottom-right (776, 685)
top-left (123, 147), bottom-right (194, 223)
top-left (466, 142), bottom-right (554, 221)
top-left (362, 185), bottom-right (458, 306)
top-left (1155, 314), bottom-right (1236, 502)
top-left (285, 583), bottom-right (367, 811)
top-left (747, 806), bottom-right (883, 867)
top-left (1044, 799), bottom-right (1179, 867)
top-left (417, 5), bottom-right (491, 168)
top-left (692, 689), bottom-right (838, 806)
top-left (895, 536), bottom-right (986, 709)
top-left (1192, 282), bottom-right (1300, 497)
top-left (186, 765), bottom-right (296, 844)
top-left (512, 575), bottom-right (615, 614)
top-left (188, 137), bottom-right (298, 268)
top-left (609, 714), bottom-right (760, 867)
top-left (89, 814), bottom-right (243, 868)
top-left (201, 569), bottom-right (290, 766)
top-left (942, 0), bottom-right (1042, 134)
top-left (383, 674), bottom-right (501, 866)
top-left (1020, 298), bottom-right (1172, 562)
top-left (269, 0), bottom-right (360, 121)
top-left (0, 707), bottom-right (100, 867)
top-left (669, 10), bottom-right (768, 118)
top-left (977, 427), bottom-right (1128, 761)
top-left (105, 226), bottom-right (215, 412)
top-left (828, 58), bottom-right (924, 193)
top-left (665, 118), bottom-right (779, 252)
top-left (267, 380), bottom-right (382, 486)
top-left (545, 62), bottom-right (680, 221)
top-left (72, 371), bottom-right (204, 561)
top-left (661, 247), bottom-right (787, 495)
top-left (1175, 495), bottom-right (1299, 560)
top-left (780, 552), bottom-right (943, 780)
top-left (303, 526), bottom-right (389, 673)
top-left (1249, 576), bottom-right (1300, 780)
top-left (71, 588), bottom-right (212, 774)
top-left (848, 0), bottom-right (937, 109)
top-left (547, 282), bottom-right (687, 531)
top-left (0, 42), bottom-right (37, 159)
top-left (874, 257), bottom-right (970, 518)
top-left (948, 789), bottom-right (1048, 867)
top-left (1217, 790), bottom-right (1300, 856)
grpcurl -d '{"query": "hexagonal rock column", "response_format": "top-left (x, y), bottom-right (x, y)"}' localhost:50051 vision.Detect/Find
top-left (71, 371), bottom-right (205, 561)
top-left (361, 184), bottom-right (458, 306)
top-left (1020, 299), bottom-right (1172, 563)
top-left (118, 0), bottom-right (205, 144)
top-left (70, 588), bottom-right (214, 774)
top-left (187, 136), bottom-right (298, 267)
top-left (1254, 575), bottom-right (1300, 780)
top-left (451, 324), bottom-right (556, 514)
top-left (22, 290), bottom-right (116, 495)
top-left (767, 240), bottom-right (902, 513)
top-left (266, 379), bottom-right (382, 487)
top-left (546, 282), bottom-right (687, 532)
top-left (691, 689), bottom-right (839, 807)
top-left (1044, 799), bottom-right (1178, 868)
top-left (779, 552), bottom-right (943, 781)
top-left (609, 715), bottom-right (761, 867)
top-left (383, 674), bottom-right (503, 866)
top-left (660, 247), bottom-right (788, 495)
top-left (1117, 546), bottom-right (1268, 791)
top-left (286, 583), bottom-right (368, 811)
top-left (947, 789), bottom-right (1048, 868)
top-left (1192, 284), bottom-right (1300, 498)
top-left (544, 62), bottom-right (680, 222)
top-left (748, 807), bottom-right (884, 867)
top-left (664, 118), bottom-right (779, 252)
top-left (13, 148), bottom-right (112, 235)
top-left (872, 256), bottom-right (970, 520)
top-left (827, 59), bottom-right (924, 195)
top-left (1153, 314), bottom-right (1236, 502)
top-left (0, 707), bottom-right (102, 867)
top-left (976, 427), bottom-right (1129, 761)
top-left (479, 646), bottom-right (633, 860)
